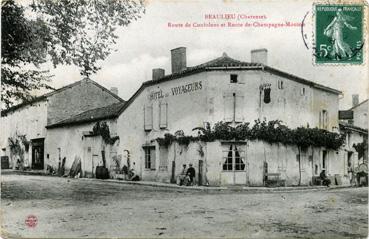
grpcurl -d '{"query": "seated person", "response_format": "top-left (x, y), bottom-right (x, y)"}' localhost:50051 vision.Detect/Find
top-left (129, 168), bottom-right (140, 181)
top-left (177, 164), bottom-right (187, 186)
top-left (319, 170), bottom-right (331, 187)
top-left (186, 164), bottom-right (196, 186)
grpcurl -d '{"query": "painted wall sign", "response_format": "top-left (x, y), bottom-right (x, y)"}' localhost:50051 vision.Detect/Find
top-left (149, 81), bottom-right (203, 100)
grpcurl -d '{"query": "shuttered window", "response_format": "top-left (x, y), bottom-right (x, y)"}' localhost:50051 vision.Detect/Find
top-left (150, 148), bottom-right (156, 170)
top-left (319, 110), bottom-right (328, 129)
top-left (224, 93), bottom-right (244, 123)
top-left (159, 102), bottom-right (168, 129)
top-left (224, 93), bottom-right (234, 122)
top-left (235, 94), bottom-right (244, 122)
top-left (144, 104), bottom-right (153, 131)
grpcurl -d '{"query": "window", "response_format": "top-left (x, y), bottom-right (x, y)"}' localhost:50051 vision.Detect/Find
top-left (278, 80), bottom-right (284, 89)
top-left (224, 93), bottom-right (234, 122)
top-left (230, 74), bottom-right (238, 83)
top-left (224, 93), bottom-right (244, 122)
top-left (222, 145), bottom-right (245, 171)
top-left (263, 88), bottom-right (271, 103)
top-left (235, 93), bottom-right (244, 122)
top-left (144, 104), bottom-right (153, 131)
top-left (144, 146), bottom-right (156, 170)
top-left (319, 110), bottom-right (328, 129)
top-left (159, 146), bottom-right (168, 171)
top-left (159, 102), bottom-right (168, 129)
top-left (300, 87), bottom-right (305, 96)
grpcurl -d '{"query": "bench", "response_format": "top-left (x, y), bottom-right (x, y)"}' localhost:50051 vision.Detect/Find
top-left (264, 173), bottom-right (286, 187)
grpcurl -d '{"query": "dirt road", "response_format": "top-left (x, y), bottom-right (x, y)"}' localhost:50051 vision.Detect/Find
top-left (1, 174), bottom-right (367, 238)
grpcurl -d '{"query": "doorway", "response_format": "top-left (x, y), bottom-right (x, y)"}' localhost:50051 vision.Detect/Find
top-left (31, 138), bottom-right (44, 170)
top-left (220, 144), bottom-right (247, 185)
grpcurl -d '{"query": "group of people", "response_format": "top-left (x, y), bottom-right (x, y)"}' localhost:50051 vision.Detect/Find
top-left (177, 164), bottom-right (196, 186)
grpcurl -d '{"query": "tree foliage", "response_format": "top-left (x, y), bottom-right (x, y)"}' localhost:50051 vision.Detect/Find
top-left (1, 0), bottom-right (145, 109)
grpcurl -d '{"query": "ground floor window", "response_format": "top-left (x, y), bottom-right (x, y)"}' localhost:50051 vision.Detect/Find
top-left (144, 146), bottom-right (156, 170)
top-left (222, 145), bottom-right (245, 171)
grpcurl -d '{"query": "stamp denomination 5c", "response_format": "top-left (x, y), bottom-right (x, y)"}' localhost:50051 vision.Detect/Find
top-left (315, 4), bottom-right (364, 64)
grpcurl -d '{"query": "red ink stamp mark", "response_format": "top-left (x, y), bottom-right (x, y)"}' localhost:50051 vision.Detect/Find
top-left (25, 214), bottom-right (38, 228)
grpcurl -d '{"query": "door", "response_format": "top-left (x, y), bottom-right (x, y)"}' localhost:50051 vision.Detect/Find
top-left (221, 144), bottom-right (247, 185)
top-left (31, 138), bottom-right (44, 170)
top-left (198, 160), bottom-right (204, 186)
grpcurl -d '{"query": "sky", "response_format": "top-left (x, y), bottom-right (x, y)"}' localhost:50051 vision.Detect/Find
top-left (45, 0), bottom-right (368, 110)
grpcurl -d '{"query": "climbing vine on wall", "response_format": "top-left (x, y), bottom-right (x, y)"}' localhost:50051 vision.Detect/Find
top-left (92, 122), bottom-right (119, 145)
top-left (8, 133), bottom-right (30, 168)
top-left (157, 120), bottom-right (345, 150)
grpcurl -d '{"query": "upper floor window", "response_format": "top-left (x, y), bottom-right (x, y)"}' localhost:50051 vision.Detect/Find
top-left (319, 110), bottom-right (328, 130)
top-left (144, 104), bottom-right (153, 131)
top-left (300, 87), bottom-right (305, 96)
top-left (263, 88), bottom-right (271, 104)
top-left (159, 102), bottom-right (168, 129)
top-left (230, 74), bottom-right (238, 83)
top-left (278, 80), bottom-right (284, 89)
top-left (224, 92), bottom-right (244, 123)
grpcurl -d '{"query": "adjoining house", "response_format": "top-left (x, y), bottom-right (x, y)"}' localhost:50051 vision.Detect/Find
top-left (339, 97), bottom-right (368, 184)
top-left (45, 102), bottom-right (125, 177)
top-left (0, 79), bottom-right (123, 171)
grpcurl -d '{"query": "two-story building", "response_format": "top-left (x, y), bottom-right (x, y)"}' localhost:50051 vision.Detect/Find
top-left (114, 47), bottom-right (346, 186)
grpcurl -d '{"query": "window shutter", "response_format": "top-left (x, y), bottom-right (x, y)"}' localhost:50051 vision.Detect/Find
top-left (159, 102), bottom-right (168, 128)
top-left (235, 94), bottom-right (244, 122)
top-left (144, 105), bottom-right (153, 131)
top-left (150, 148), bottom-right (156, 170)
top-left (224, 93), bottom-right (234, 122)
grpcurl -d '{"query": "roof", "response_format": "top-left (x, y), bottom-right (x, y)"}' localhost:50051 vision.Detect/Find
top-left (144, 53), bottom-right (341, 95)
top-left (116, 52), bottom-right (342, 117)
top-left (349, 99), bottom-right (368, 111)
top-left (1, 78), bottom-right (124, 116)
top-left (46, 102), bottom-right (125, 128)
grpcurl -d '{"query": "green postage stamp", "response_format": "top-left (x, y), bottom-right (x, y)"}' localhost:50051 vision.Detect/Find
top-left (315, 4), bottom-right (364, 64)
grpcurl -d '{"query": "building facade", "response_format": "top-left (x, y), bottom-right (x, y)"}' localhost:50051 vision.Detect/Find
top-left (0, 79), bottom-right (123, 170)
top-left (114, 47), bottom-right (346, 186)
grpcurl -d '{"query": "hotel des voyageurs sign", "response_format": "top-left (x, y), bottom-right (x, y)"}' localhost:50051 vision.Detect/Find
top-left (148, 81), bottom-right (203, 101)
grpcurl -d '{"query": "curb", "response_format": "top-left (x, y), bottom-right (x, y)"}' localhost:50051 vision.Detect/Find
top-left (2, 170), bottom-right (358, 192)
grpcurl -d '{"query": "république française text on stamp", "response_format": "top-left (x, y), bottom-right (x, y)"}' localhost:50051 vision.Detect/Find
top-left (315, 4), bottom-right (364, 64)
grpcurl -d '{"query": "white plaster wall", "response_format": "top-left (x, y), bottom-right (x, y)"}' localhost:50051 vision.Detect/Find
top-left (116, 69), bottom-right (341, 182)
top-left (0, 101), bottom-right (47, 168)
top-left (44, 120), bottom-right (117, 175)
top-left (352, 101), bottom-right (368, 129)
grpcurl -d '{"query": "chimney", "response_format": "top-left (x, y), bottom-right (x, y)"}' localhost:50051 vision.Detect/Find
top-left (110, 87), bottom-right (118, 96)
top-left (251, 48), bottom-right (268, 65)
top-left (352, 94), bottom-right (359, 107)
top-left (152, 68), bottom-right (165, 81)
top-left (171, 47), bottom-right (187, 74)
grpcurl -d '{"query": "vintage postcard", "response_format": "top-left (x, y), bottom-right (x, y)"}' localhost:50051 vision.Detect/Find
top-left (1, 0), bottom-right (368, 238)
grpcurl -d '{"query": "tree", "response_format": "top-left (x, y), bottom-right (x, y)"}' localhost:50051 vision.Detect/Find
top-left (1, 0), bottom-right (145, 109)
